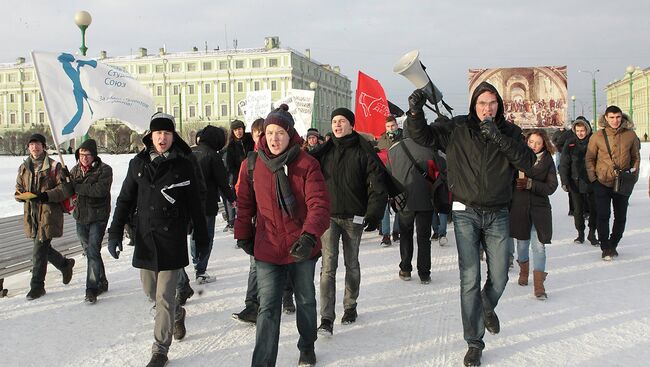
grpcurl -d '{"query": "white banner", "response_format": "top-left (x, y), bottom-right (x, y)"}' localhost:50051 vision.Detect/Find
top-left (273, 89), bottom-right (315, 137)
top-left (241, 90), bottom-right (272, 129)
top-left (31, 51), bottom-right (154, 144)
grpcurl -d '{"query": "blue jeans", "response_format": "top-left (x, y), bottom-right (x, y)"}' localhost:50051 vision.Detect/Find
top-left (320, 217), bottom-right (363, 321)
top-left (253, 259), bottom-right (317, 367)
top-left (453, 206), bottom-right (510, 350)
top-left (431, 211), bottom-right (448, 236)
top-left (516, 224), bottom-right (546, 272)
top-left (76, 221), bottom-right (108, 291)
top-left (190, 215), bottom-right (216, 275)
top-left (381, 204), bottom-right (399, 235)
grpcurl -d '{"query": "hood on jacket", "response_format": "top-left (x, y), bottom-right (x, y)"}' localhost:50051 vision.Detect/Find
top-left (597, 112), bottom-right (635, 130)
top-left (469, 81), bottom-right (505, 124)
top-left (199, 125), bottom-right (227, 151)
top-left (571, 118), bottom-right (592, 136)
top-left (75, 138), bottom-right (99, 161)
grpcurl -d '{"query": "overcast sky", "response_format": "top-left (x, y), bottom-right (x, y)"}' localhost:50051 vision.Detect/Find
top-left (2, 0), bottom-right (649, 119)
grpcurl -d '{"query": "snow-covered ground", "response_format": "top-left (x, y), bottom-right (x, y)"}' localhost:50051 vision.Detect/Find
top-left (1, 145), bottom-right (649, 367)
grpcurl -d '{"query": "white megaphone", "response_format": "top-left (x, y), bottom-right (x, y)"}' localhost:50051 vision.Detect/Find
top-left (393, 50), bottom-right (443, 104)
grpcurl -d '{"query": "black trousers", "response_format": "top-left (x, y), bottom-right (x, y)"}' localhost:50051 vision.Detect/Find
top-left (398, 210), bottom-right (433, 278)
top-left (30, 238), bottom-right (67, 290)
top-left (571, 191), bottom-right (597, 233)
top-left (593, 181), bottom-right (630, 250)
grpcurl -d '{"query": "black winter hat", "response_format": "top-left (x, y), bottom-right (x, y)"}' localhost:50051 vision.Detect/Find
top-left (28, 133), bottom-right (46, 146)
top-left (230, 119), bottom-right (245, 130)
top-left (150, 112), bottom-right (176, 132)
top-left (75, 138), bottom-right (98, 161)
top-left (264, 104), bottom-right (296, 137)
top-left (331, 107), bottom-right (355, 126)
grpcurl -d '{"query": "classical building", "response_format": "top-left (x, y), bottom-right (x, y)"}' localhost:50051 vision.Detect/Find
top-left (606, 67), bottom-right (649, 139)
top-left (0, 36), bottom-right (351, 145)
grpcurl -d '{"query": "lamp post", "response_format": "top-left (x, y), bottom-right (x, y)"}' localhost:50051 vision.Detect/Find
top-left (571, 95), bottom-right (576, 121)
top-left (309, 81), bottom-right (318, 129)
top-left (626, 65), bottom-right (635, 120)
top-left (579, 69), bottom-right (600, 131)
top-left (74, 11), bottom-right (92, 144)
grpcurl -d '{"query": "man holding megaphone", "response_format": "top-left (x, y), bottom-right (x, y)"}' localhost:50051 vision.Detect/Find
top-left (405, 82), bottom-right (535, 367)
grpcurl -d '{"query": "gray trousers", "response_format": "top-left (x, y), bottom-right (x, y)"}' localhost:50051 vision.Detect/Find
top-left (140, 269), bottom-right (181, 355)
top-left (319, 217), bottom-right (363, 322)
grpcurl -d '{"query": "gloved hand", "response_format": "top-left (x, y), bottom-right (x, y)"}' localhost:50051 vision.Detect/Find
top-left (289, 232), bottom-right (317, 262)
top-left (363, 217), bottom-right (379, 232)
top-left (237, 239), bottom-right (254, 256)
top-left (107, 238), bottom-right (123, 259)
top-left (561, 185), bottom-right (568, 192)
top-left (515, 178), bottom-right (528, 191)
top-left (408, 89), bottom-right (427, 114)
top-left (32, 192), bottom-right (49, 203)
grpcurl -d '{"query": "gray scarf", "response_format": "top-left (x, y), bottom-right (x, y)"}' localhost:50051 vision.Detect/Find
top-left (259, 144), bottom-right (300, 218)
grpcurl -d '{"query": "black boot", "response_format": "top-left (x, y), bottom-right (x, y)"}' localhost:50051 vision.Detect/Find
top-left (463, 347), bottom-right (482, 366)
top-left (146, 353), bottom-right (168, 367)
top-left (298, 348), bottom-right (316, 366)
top-left (587, 229), bottom-right (599, 246)
top-left (573, 231), bottom-right (585, 244)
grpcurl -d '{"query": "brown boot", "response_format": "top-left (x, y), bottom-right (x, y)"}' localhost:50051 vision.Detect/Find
top-left (517, 260), bottom-right (529, 286)
top-left (533, 270), bottom-right (548, 300)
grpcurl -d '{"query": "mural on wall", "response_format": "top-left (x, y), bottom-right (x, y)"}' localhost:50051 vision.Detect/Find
top-left (468, 66), bottom-right (568, 128)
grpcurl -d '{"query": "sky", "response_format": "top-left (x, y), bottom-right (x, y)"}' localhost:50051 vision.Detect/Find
top-left (2, 0), bottom-right (649, 117)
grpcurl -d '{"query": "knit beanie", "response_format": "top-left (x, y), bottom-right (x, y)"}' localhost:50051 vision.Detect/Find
top-left (150, 112), bottom-right (176, 132)
top-left (264, 104), bottom-right (296, 137)
top-left (331, 107), bottom-right (355, 126)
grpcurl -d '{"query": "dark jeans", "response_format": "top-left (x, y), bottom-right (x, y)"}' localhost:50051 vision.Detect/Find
top-left (398, 210), bottom-right (433, 278)
top-left (593, 181), bottom-right (630, 250)
top-left (252, 259), bottom-right (317, 367)
top-left (453, 206), bottom-right (510, 350)
top-left (30, 238), bottom-right (68, 290)
top-left (571, 191), bottom-right (596, 233)
top-left (190, 215), bottom-right (216, 275)
top-left (245, 255), bottom-right (258, 308)
top-left (76, 221), bottom-right (108, 291)
top-left (221, 188), bottom-right (236, 226)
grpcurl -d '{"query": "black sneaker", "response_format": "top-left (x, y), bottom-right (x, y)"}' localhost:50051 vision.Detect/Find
top-left (232, 306), bottom-right (257, 324)
top-left (341, 307), bottom-right (357, 325)
top-left (298, 348), bottom-right (316, 366)
top-left (173, 307), bottom-right (186, 340)
top-left (176, 286), bottom-right (194, 306)
top-left (483, 309), bottom-right (500, 335)
top-left (587, 230), bottom-right (599, 246)
top-left (463, 347), bottom-right (482, 367)
top-left (26, 287), bottom-right (46, 301)
top-left (282, 295), bottom-right (296, 314)
top-left (573, 234), bottom-right (585, 244)
top-left (98, 279), bottom-right (109, 294)
top-left (62, 258), bottom-right (75, 285)
top-left (399, 270), bottom-right (411, 281)
top-left (431, 232), bottom-right (439, 241)
top-left (392, 232), bottom-right (400, 243)
top-left (85, 289), bottom-right (98, 304)
top-left (146, 353), bottom-right (169, 367)
top-left (602, 249), bottom-right (613, 261)
top-left (317, 318), bottom-right (333, 335)
top-left (420, 275), bottom-right (431, 285)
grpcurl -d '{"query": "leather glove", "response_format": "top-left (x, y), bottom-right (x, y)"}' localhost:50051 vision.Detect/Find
top-left (237, 239), bottom-right (254, 256)
top-left (363, 217), bottom-right (379, 232)
top-left (561, 185), bottom-right (568, 192)
top-left (107, 238), bottom-right (123, 259)
top-left (515, 178), bottom-right (528, 190)
top-left (289, 232), bottom-right (317, 262)
top-left (408, 89), bottom-right (427, 114)
top-left (32, 192), bottom-right (49, 203)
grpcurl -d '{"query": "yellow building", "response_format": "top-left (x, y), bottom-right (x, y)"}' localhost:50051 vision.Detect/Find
top-left (0, 36), bottom-right (351, 142)
top-left (606, 67), bottom-right (649, 139)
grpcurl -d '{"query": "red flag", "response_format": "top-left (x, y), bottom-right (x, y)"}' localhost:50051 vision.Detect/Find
top-left (355, 71), bottom-right (390, 137)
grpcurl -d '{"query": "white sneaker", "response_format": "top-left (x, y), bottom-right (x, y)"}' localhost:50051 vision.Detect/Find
top-left (439, 236), bottom-right (448, 246)
top-left (196, 273), bottom-right (217, 284)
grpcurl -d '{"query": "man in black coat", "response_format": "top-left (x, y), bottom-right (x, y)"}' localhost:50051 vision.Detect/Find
top-left (406, 82), bottom-right (534, 367)
top-left (224, 119), bottom-right (255, 230)
top-left (107, 112), bottom-right (209, 367)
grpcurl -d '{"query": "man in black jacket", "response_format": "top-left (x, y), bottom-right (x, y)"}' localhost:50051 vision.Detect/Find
top-left (407, 82), bottom-right (534, 367)
top-left (107, 113), bottom-right (209, 367)
top-left (224, 119), bottom-right (255, 230)
top-left (311, 107), bottom-right (387, 335)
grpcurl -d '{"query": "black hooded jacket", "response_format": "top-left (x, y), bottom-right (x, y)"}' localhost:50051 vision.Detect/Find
top-left (193, 125), bottom-right (236, 215)
top-left (406, 82), bottom-right (535, 210)
top-left (225, 132), bottom-right (255, 184)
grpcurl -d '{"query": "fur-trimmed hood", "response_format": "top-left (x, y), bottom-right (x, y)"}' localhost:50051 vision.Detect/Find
top-left (571, 118), bottom-right (592, 135)
top-left (598, 113), bottom-right (635, 130)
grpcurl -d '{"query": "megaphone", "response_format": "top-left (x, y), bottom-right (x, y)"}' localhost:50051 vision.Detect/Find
top-left (393, 50), bottom-right (443, 105)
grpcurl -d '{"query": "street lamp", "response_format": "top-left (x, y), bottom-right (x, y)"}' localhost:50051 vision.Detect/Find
top-left (626, 65), bottom-right (635, 120)
top-left (579, 68), bottom-right (600, 131)
top-left (571, 95), bottom-right (576, 121)
top-left (310, 81), bottom-right (318, 129)
top-left (74, 11), bottom-right (92, 56)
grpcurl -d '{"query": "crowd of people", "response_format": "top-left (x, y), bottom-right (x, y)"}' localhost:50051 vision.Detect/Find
top-left (11, 81), bottom-right (644, 367)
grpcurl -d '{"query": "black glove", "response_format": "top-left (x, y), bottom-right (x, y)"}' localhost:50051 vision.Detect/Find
top-left (363, 217), bottom-right (379, 232)
top-left (479, 117), bottom-right (510, 151)
top-left (107, 238), bottom-right (123, 259)
top-left (408, 89), bottom-right (427, 114)
top-left (237, 239), bottom-right (254, 256)
top-left (33, 192), bottom-right (49, 203)
top-left (289, 233), bottom-right (317, 262)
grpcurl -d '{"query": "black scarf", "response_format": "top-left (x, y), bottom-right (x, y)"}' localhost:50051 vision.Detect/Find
top-left (259, 144), bottom-right (301, 218)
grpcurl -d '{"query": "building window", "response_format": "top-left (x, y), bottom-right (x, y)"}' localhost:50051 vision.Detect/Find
top-left (8, 74), bottom-right (16, 82)
top-left (155, 64), bottom-right (164, 73)
top-left (24, 112), bottom-right (30, 125)
top-left (10, 113), bottom-right (16, 124)
top-left (219, 61), bottom-right (228, 69)
top-left (237, 82), bottom-right (244, 92)
top-left (202, 62), bottom-right (212, 70)
top-left (24, 93), bottom-right (29, 102)
top-left (188, 84), bottom-right (195, 95)
top-left (221, 104), bottom-right (228, 116)
top-left (39, 112), bottom-right (45, 124)
top-left (271, 80), bottom-right (277, 91)
top-left (189, 105), bottom-right (196, 118)
top-left (204, 83), bottom-right (211, 94)
top-left (24, 72), bottom-right (32, 81)
top-left (187, 63), bottom-right (197, 72)
top-left (173, 85), bottom-right (180, 95)
top-left (220, 83), bottom-right (227, 93)
top-left (171, 63), bottom-right (181, 72)
top-left (235, 60), bottom-right (244, 69)
top-left (252, 59), bottom-right (261, 68)
top-left (138, 65), bottom-right (148, 74)
top-left (156, 86), bottom-right (163, 96)
top-left (10, 94), bottom-right (15, 103)
top-left (38, 92), bottom-right (42, 101)
top-left (269, 58), bottom-right (278, 67)
top-left (205, 105), bottom-right (212, 117)
top-left (254, 81), bottom-right (260, 91)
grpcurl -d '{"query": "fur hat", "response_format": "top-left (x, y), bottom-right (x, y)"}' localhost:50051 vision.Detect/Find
top-left (331, 107), bottom-right (355, 126)
top-left (150, 112), bottom-right (176, 132)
